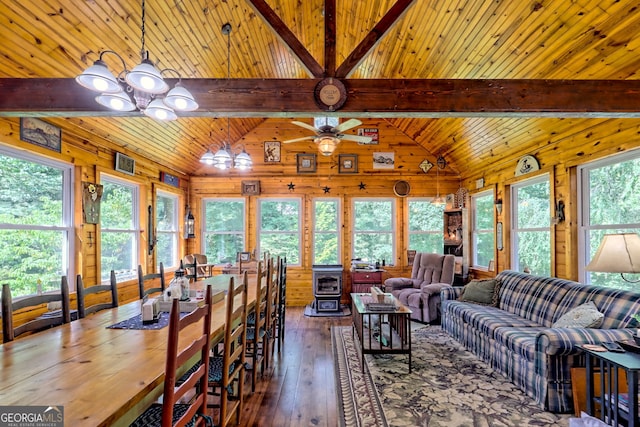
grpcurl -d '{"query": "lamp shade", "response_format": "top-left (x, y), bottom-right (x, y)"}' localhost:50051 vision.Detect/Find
top-left (234, 149), bottom-right (252, 170)
top-left (143, 98), bottom-right (177, 121)
top-left (586, 233), bottom-right (640, 273)
top-left (316, 136), bottom-right (338, 156)
top-left (95, 90), bottom-right (136, 111)
top-left (126, 59), bottom-right (169, 94)
top-left (213, 146), bottom-right (232, 170)
top-left (164, 84), bottom-right (198, 111)
top-left (199, 149), bottom-right (215, 165)
top-left (76, 60), bottom-right (122, 93)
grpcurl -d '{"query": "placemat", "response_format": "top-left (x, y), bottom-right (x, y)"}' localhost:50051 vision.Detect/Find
top-left (107, 312), bottom-right (187, 330)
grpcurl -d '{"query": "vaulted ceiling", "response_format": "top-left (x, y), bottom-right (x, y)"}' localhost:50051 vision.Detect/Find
top-left (1, 0), bottom-right (639, 177)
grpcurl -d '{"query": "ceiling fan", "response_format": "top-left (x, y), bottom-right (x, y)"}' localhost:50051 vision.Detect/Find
top-left (283, 118), bottom-right (372, 156)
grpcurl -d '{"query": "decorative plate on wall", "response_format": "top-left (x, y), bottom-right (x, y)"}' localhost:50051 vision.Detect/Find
top-left (393, 180), bottom-right (411, 197)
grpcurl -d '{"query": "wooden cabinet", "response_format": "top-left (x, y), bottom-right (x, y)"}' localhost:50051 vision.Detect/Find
top-left (444, 209), bottom-right (469, 284)
top-left (351, 270), bottom-right (384, 293)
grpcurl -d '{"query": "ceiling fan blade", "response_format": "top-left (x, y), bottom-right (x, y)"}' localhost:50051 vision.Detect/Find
top-left (291, 121), bottom-right (320, 133)
top-left (339, 134), bottom-right (373, 143)
top-left (283, 136), bottom-right (315, 144)
top-left (333, 118), bottom-right (362, 133)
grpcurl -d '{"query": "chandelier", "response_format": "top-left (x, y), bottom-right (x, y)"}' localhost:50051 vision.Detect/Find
top-left (431, 155), bottom-right (447, 205)
top-left (75, 0), bottom-right (198, 121)
top-left (199, 23), bottom-right (252, 170)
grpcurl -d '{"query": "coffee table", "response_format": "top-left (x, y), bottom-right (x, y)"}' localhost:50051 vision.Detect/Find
top-left (351, 292), bottom-right (412, 372)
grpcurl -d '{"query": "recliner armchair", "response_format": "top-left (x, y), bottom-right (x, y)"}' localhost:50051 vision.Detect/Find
top-left (384, 252), bottom-right (456, 323)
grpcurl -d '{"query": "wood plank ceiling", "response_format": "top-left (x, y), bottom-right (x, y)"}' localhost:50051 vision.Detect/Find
top-left (0, 0), bottom-right (639, 176)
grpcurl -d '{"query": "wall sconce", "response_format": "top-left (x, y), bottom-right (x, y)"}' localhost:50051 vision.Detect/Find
top-left (184, 206), bottom-right (195, 239)
top-left (554, 200), bottom-right (565, 223)
top-left (495, 198), bottom-right (503, 215)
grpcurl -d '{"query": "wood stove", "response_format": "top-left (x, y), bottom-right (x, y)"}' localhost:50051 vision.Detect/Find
top-left (312, 265), bottom-right (343, 312)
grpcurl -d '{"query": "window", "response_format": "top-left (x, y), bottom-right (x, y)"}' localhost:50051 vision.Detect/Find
top-left (407, 198), bottom-right (445, 254)
top-left (100, 176), bottom-right (139, 282)
top-left (156, 191), bottom-right (179, 270)
top-left (471, 190), bottom-right (495, 268)
top-left (313, 198), bottom-right (341, 264)
top-left (0, 148), bottom-right (73, 297)
top-left (352, 198), bottom-right (395, 263)
top-left (579, 151), bottom-right (640, 288)
top-left (511, 174), bottom-right (551, 276)
top-left (258, 199), bottom-right (301, 265)
top-left (203, 198), bottom-right (245, 264)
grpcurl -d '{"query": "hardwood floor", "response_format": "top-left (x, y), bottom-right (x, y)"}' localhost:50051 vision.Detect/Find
top-left (239, 306), bottom-right (352, 427)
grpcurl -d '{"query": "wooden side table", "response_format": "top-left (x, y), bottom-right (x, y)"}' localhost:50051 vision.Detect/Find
top-left (351, 269), bottom-right (385, 293)
top-left (584, 347), bottom-right (640, 426)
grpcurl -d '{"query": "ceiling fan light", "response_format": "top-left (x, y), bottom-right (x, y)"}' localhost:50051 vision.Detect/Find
top-left (317, 136), bottom-right (338, 156)
top-left (143, 98), bottom-right (177, 121)
top-left (95, 90), bottom-right (136, 111)
top-left (126, 59), bottom-right (169, 94)
top-left (164, 84), bottom-right (198, 111)
top-left (76, 60), bottom-right (122, 93)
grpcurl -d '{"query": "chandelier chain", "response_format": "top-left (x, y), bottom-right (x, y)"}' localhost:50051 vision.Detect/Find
top-left (140, 0), bottom-right (146, 58)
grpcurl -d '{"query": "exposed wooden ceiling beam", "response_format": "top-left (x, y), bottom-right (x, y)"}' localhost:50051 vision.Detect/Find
top-left (336, 0), bottom-right (417, 78)
top-left (2, 78), bottom-right (640, 118)
top-left (324, 0), bottom-right (337, 77)
top-left (247, 0), bottom-right (324, 78)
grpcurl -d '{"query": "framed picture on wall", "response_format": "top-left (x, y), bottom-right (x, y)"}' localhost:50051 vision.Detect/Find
top-left (20, 118), bottom-right (62, 153)
top-left (338, 154), bottom-right (358, 174)
top-left (264, 141), bottom-right (281, 163)
top-left (115, 152), bottom-right (135, 176)
top-left (297, 153), bottom-right (317, 173)
top-left (241, 180), bottom-right (261, 196)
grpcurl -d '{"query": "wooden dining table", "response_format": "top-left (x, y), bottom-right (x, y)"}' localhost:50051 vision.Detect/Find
top-left (0, 274), bottom-right (257, 427)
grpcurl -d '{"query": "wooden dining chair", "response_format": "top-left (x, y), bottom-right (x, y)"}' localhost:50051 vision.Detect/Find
top-left (275, 256), bottom-right (287, 354)
top-left (76, 274), bottom-right (118, 318)
top-left (264, 257), bottom-right (280, 371)
top-left (245, 260), bottom-right (268, 392)
top-left (183, 255), bottom-right (199, 282)
top-left (208, 272), bottom-right (248, 427)
top-left (1, 277), bottom-right (71, 343)
top-left (129, 284), bottom-right (214, 427)
top-left (137, 262), bottom-right (165, 299)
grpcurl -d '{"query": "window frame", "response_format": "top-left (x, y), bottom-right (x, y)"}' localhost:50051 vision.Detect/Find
top-left (406, 197), bottom-right (445, 255)
top-left (0, 145), bottom-right (74, 295)
top-left (470, 190), bottom-right (495, 269)
top-left (510, 173), bottom-right (551, 275)
top-left (257, 197), bottom-right (302, 267)
top-left (312, 197), bottom-right (342, 265)
top-left (155, 189), bottom-right (180, 270)
top-left (351, 197), bottom-right (396, 263)
top-left (202, 197), bottom-right (246, 264)
top-left (99, 174), bottom-right (141, 283)
top-left (577, 149), bottom-right (640, 285)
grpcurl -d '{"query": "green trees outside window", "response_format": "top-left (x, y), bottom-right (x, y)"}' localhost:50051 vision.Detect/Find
top-left (203, 199), bottom-right (245, 264)
top-left (472, 191), bottom-right (495, 268)
top-left (259, 199), bottom-right (300, 265)
top-left (313, 199), bottom-right (340, 265)
top-left (408, 199), bottom-right (445, 254)
top-left (156, 191), bottom-right (179, 270)
top-left (353, 199), bottom-right (395, 263)
top-left (0, 152), bottom-right (71, 297)
top-left (100, 177), bottom-right (139, 282)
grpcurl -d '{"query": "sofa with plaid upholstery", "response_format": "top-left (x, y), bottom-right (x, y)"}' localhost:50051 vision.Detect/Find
top-left (440, 270), bottom-right (640, 413)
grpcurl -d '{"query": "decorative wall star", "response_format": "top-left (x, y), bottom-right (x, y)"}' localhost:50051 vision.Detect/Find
top-left (323, 186), bottom-right (331, 194)
top-left (288, 182), bottom-right (295, 191)
top-left (359, 182), bottom-right (366, 190)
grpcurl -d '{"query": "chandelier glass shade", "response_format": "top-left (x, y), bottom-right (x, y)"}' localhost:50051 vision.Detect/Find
top-left (75, 0), bottom-right (197, 121)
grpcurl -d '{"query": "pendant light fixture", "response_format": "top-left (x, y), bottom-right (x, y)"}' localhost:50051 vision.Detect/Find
top-left (199, 23), bottom-right (252, 170)
top-left (75, 0), bottom-right (198, 121)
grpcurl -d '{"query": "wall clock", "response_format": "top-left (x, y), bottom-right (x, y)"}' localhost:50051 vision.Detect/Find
top-left (314, 78), bottom-right (347, 111)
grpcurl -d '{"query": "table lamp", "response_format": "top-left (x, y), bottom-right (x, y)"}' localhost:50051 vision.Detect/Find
top-left (586, 233), bottom-right (640, 283)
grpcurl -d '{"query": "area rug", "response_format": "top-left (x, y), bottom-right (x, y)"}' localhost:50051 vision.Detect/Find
top-left (303, 304), bottom-right (351, 317)
top-left (332, 325), bottom-right (572, 427)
